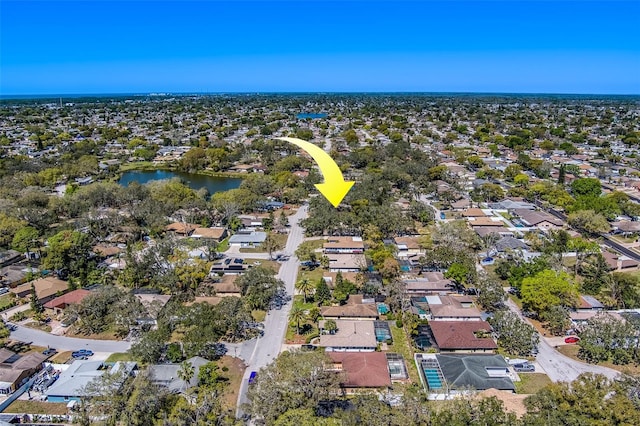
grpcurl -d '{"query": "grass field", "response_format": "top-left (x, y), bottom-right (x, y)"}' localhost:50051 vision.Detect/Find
top-left (296, 266), bottom-right (324, 285)
top-left (243, 258), bottom-right (279, 272)
top-left (515, 373), bottom-right (552, 394)
top-left (6, 400), bottom-right (69, 415)
top-left (218, 355), bottom-right (246, 411)
top-left (105, 352), bottom-right (134, 363)
top-left (217, 237), bottom-right (230, 253)
top-left (0, 294), bottom-right (17, 311)
top-left (50, 351), bottom-right (72, 364)
top-left (389, 323), bottom-right (420, 384)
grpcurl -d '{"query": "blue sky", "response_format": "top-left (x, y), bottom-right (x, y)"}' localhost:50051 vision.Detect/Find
top-left (1, 1), bottom-right (639, 95)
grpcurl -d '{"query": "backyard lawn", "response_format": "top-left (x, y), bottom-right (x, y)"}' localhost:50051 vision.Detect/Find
top-left (389, 323), bottom-right (420, 383)
top-left (218, 355), bottom-right (246, 411)
top-left (6, 400), bottom-right (69, 415)
top-left (515, 373), bottom-right (552, 394)
top-left (105, 352), bottom-right (134, 363)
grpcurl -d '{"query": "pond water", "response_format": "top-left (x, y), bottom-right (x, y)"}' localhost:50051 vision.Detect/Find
top-left (118, 170), bottom-right (242, 194)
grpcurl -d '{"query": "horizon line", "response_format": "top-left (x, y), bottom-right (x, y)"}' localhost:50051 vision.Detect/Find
top-left (2, 91), bottom-right (640, 100)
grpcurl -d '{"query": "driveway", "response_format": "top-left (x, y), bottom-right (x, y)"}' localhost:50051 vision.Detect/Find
top-left (9, 324), bottom-right (132, 353)
top-left (236, 204), bottom-right (308, 417)
top-left (504, 298), bottom-right (619, 382)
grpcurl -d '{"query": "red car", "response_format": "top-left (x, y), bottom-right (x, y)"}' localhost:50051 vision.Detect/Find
top-left (564, 336), bottom-right (580, 344)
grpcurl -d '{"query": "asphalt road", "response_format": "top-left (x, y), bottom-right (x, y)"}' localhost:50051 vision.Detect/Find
top-left (9, 323), bottom-right (132, 352)
top-left (505, 298), bottom-right (619, 382)
top-left (236, 204), bottom-right (308, 418)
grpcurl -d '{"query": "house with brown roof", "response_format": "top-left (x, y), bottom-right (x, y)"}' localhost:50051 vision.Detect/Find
top-left (165, 222), bottom-right (198, 236)
top-left (403, 273), bottom-right (454, 295)
top-left (328, 254), bottom-right (366, 272)
top-left (191, 227), bottom-right (228, 242)
top-left (468, 217), bottom-right (506, 227)
top-left (602, 250), bottom-right (640, 271)
top-left (327, 352), bottom-right (391, 393)
top-left (427, 295), bottom-right (483, 321)
top-left (511, 209), bottom-right (564, 230)
top-left (394, 236), bottom-right (425, 258)
top-left (43, 289), bottom-right (91, 315)
top-left (462, 208), bottom-right (487, 218)
top-left (319, 319), bottom-right (377, 352)
top-left (209, 275), bottom-right (242, 297)
top-left (0, 348), bottom-right (48, 394)
top-left (321, 295), bottom-right (378, 320)
top-left (429, 321), bottom-right (498, 353)
top-left (322, 272), bottom-right (359, 288)
top-left (323, 237), bottom-right (365, 254)
top-left (92, 245), bottom-right (123, 258)
top-left (451, 199), bottom-right (471, 211)
top-left (10, 276), bottom-right (68, 304)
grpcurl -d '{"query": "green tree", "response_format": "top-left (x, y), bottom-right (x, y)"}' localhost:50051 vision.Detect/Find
top-left (30, 284), bottom-right (43, 314)
top-left (237, 266), bottom-right (285, 310)
top-left (315, 278), bottom-right (331, 305)
top-left (263, 233), bottom-right (284, 260)
top-left (568, 210), bottom-right (610, 235)
top-left (11, 226), bottom-right (39, 254)
top-left (475, 274), bottom-right (506, 312)
top-left (0, 213), bottom-right (26, 248)
top-left (178, 360), bottom-right (195, 393)
top-left (520, 269), bottom-right (579, 316)
top-left (523, 373), bottom-right (640, 425)
top-left (541, 305), bottom-right (571, 336)
top-left (445, 262), bottom-right (475, 287)
top-left (571, 177), bottom-right (602, 198)
top-left (44, 229), bottom-right (92, 280)
top-left (489, 311), bottom-right (539, 356)
top-left (602, 272), bottom-right (640, 309)
top-left (295, 278), bottom-right (314, 303)
top-left (289, 305), bottom-right (306, 336)
top-left (323, 319), bottom-right (338, 334)
top-left (245, 349), bottom-right (342, 424)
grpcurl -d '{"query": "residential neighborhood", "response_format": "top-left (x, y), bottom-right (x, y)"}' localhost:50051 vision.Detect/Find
top-left (0, 93), bottom-right (639, 424)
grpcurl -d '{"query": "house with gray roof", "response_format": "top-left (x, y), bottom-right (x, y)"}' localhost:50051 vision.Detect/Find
top-left (416, 353), bottom-right (515, 399)
top-left (148, 356), bottom-right (210, 394)
top-left (45, 360), bottom-right (137, 402)
top-left (228, 231), bottom-right (266, 248)
top-left (495, 237), bottom-right (529, 253)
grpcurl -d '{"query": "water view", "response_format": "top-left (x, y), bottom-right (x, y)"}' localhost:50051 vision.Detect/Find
top-left (296, 113), bottom-right (328, 119)
top-left (118, 170), bottom-right (242, 194)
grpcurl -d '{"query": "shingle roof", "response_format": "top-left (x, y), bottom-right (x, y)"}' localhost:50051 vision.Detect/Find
top-left (319, 320), bottom-right (377, 349)
top-left (436, 354), bottom-right (515, 391)
top-left (429, 321), bottom-right (498, 350)
top-left (44, 289), bottom-right (91, 309)
top-left (328, 352), bottom-right (391, 388)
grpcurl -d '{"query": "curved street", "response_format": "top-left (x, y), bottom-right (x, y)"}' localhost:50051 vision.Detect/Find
top-left (505, 298), bottom-right (619, 382)
top-left (8, 323), bottom-right (132, 352)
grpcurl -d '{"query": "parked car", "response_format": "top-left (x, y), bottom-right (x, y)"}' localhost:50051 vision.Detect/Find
top-left (564, 336), bottom-right (580, 344)
top-left (513, 363), bottom-right (535, 372)
top-left (248, 371), bottom-right (257, 385)
top-left (72, 349), bottom-right (94, 358)
top-left (43, 348), bottom-right (58, 356)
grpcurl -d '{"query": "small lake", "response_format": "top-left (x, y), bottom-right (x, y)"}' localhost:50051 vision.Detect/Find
top-left (118, 170), bottom-right (242, 194)
top-left (296, 113), bottom-right (328, 119)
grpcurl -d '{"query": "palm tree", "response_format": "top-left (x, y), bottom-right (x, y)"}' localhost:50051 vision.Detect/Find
top-left (296, 278), bottom-right (314, 303)
top-left (178, 360), bottom-right (195, 393)
top-left (289, 305), bottom-right (307, 336)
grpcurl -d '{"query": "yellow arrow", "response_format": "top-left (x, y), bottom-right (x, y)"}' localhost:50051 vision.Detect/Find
top-left (276, 137), bottom-right (354, 208)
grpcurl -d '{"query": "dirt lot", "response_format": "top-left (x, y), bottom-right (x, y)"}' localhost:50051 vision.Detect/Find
top-left (218, 355), bottom-right (247, 411)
